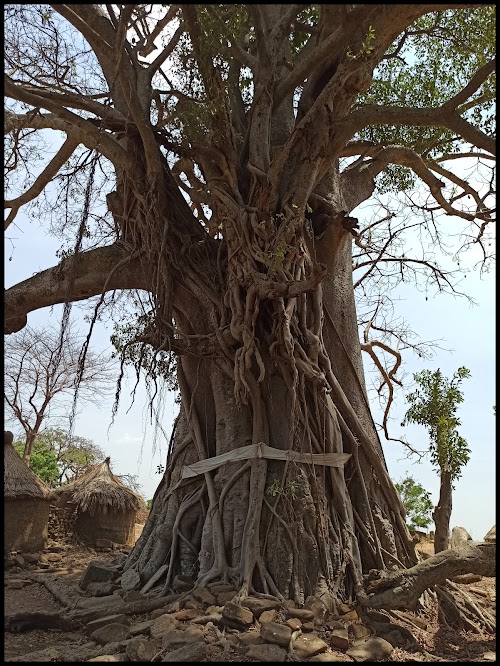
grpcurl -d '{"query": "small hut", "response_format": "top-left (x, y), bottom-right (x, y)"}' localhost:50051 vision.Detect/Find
top-left (4, 431), bottom-right (56, 553)
top-left (56, 457), bottom-right (146, 546)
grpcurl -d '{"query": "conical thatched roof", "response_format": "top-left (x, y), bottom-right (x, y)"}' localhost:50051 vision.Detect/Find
top-left (57, 456), bottom-right (145, 516)
top-left (4, 431), bottom-right (56, 501)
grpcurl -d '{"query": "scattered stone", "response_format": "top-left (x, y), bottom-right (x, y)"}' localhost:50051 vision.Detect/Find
top-left (259, 609), bottom-right (278, 623)
top-left (86, 582), bottom-right (120, 597)
top-left (293, 634), bottom-right (329, 658)
top-left (327, 620), bottom-right (345, 630)
top-left (22, 553), bottom-right (40, 564)
top-left (80, 561), bottom-right (118, 590)
top-left (286, 607), bottom-right (315, 621)
top-left (192, 613), bottom-right (221, 625)
top-left (238, 629), bottom-right (264, 647)
top-left (183, 600), bottom-right (201, 610)
top-left (217, 590), bottom-right (238, 604)
top-left (120, 567), bottom-right (142, 591)
top-left (14, 554), bottom-right (26, 567)
top-left (285, 617), bottom-right (302, 631)
top-left (161, 641), bottom-right (207, 662)
top-left (90, 623), bottom-right (131, 645)
top-left (340, 611), bottom-right (358, 622)
top-left (125, 638), bottom-right (157, 662)
top-left (150, 614), bottom-right (180, 640)
top-left (349, 624), bottom-right (371, 640)
top-left (140, 564), bottom-right (168, 594)
top-left (222, 601), bottom-right (254, 628)
top-left (346, 637), bottom-right (393, 662)
top-left (337, 602), bottom-right (352, 614)
top-left (44, 552), bottom-right (63, 562)
top-left (192, 586), bottom-right (216, 605)
top-left (95, 539), bottom-right (114, 549)
top-left (483, 651), bottom-right (496, 661)
top-left (302, 621), bottom-right (315, 631)
top-left (309, 652), bottom-right (354, 662)
top-left (37, 562), bottom-right (50, 570)
top-left (121, 589), bottom-right (145, 602)
top-left (87, 655), bottom-right (128, 662)
top-left (260, 621), bottom-right (292, 647)
top-left (151, 608), bottom-right (173, 620)
top-left (246, 643), bottom-right (287, 661)
top-left (86, 614), bottom-right (130, 635)
top-left (330, 628), bottom-right (350, 651)
top-left (305, 595), bottom-right (329, 624)
top-left (452, 573), bottom-right (483, 584)
top-left (170, 608), bottom-right (201, 621)
top-left (241, 597), bottom-right (281, 617)
top-left (129, 620), bottom-right (154, 636)
top-left (162, 628), bottom-right (204, 650)
top-left (172, 574), bottom-right (193, 593)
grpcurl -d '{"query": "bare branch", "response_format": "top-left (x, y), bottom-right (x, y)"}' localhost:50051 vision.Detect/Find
top-left (5, 138), bottom-right (79, 230)
top-left (5, 76), bottom-right (134, 168)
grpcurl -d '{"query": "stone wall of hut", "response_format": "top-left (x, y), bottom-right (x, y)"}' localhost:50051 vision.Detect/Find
top-left (48, 501), bottom-right (78, 542)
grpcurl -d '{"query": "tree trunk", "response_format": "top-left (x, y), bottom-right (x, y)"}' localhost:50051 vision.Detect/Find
top-left (125, 201), bottom-right (417, 605)
top-left (23, 431), bottom-right (37, 467)
top-left (433, 469), bottom-right (453, 554)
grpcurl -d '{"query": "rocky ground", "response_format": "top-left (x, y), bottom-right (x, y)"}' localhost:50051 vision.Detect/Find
top-left (4, 539), bottom-right (496, 662)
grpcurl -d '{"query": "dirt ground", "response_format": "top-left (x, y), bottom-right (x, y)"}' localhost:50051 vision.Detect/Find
top-left (4, 543), bottom-right (496, 662)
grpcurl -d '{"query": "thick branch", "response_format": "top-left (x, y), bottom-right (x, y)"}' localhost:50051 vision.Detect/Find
top-left (364, 542), bottom-right (495, 611)
top-left (5, 77), bottom-right (133, 168)
top-left (5, 243), bottom-right (152, 335)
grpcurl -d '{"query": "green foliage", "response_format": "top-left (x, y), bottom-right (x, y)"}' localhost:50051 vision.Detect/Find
top-left (402, 367), bottom-right (471, 481)
top-left (110, 310), bottom-right (178, 395)
top-left (266, 478), bottom-right (301, 500)
top-left (395, 474), bottom-right (433, 530)
top-left (146, 499), bottom-right (153, 509)
top-left (347, 25), bottom-right (376, 60)
top-left (15, 427), bottom-right (106, 486)
top-left (13, 438), bottom-right (59, 486)
top-left (354, 7), bottom-right (496, 191)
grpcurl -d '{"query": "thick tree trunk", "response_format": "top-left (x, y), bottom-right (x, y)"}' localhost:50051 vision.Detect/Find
top-left (125, 206), bottom-right (417, 605)
top-left (433, 470), bottom-right (453, 554)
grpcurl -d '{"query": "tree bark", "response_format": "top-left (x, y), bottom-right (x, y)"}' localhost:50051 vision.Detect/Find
top-left (434, 469), bottom-right (453, 553)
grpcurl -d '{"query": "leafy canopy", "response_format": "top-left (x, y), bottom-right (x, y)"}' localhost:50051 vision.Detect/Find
top-left (395, 474), bottom-right (434, 531)
top-left (402, 367), bottom-right (471, 480)
top-left (13, 437), bottom-right (59, 486)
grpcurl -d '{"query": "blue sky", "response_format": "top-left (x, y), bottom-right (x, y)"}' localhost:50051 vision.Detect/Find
top-left (5, 203), bottom-right (495, 540)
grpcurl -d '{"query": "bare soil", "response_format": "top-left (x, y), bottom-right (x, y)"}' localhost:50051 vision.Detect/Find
top-left (4, 543), bottom-right (496, 662)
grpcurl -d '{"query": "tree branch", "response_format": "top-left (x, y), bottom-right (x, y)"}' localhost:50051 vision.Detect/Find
top-left (363, 542), bottom-right (495, 611)
top-left (5, 76), bottom-right (133, 168)
top-left (5, 138), bottom-right (79, 230)
top-left (5, 243), bottom-right (152, 335)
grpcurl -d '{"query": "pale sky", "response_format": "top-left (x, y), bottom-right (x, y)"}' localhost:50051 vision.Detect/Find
top-left (5, 203), bottom-right (495, 540)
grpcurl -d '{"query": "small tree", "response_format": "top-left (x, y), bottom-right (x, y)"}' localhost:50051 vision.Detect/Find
top-left (13, 437), bottom-right (59, 487)
top-left (402, 367), bottom-right (471, 553)
top-left (4, 323), bottom-right (113, 466)
top-left (39, 428), bottom-right (106, 485)
top-left (395, 474), bottom-right (433, 532)
top-left (14, 427), bottom-right (106, 486)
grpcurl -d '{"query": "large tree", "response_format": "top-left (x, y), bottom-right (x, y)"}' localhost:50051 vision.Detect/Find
top-left (4, 5), bottom-right (495, 627)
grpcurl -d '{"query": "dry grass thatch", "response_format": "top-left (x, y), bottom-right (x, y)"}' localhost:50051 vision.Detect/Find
top-left (57, 457), bottom-right (146, 516)
top-left (4, 431), bottom-right (56, 501)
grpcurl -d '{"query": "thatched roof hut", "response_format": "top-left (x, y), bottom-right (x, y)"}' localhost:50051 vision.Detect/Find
top-left (56, 457), bottom-right (146, 546)
top-left (4, 431), bottom-right (56, 553)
